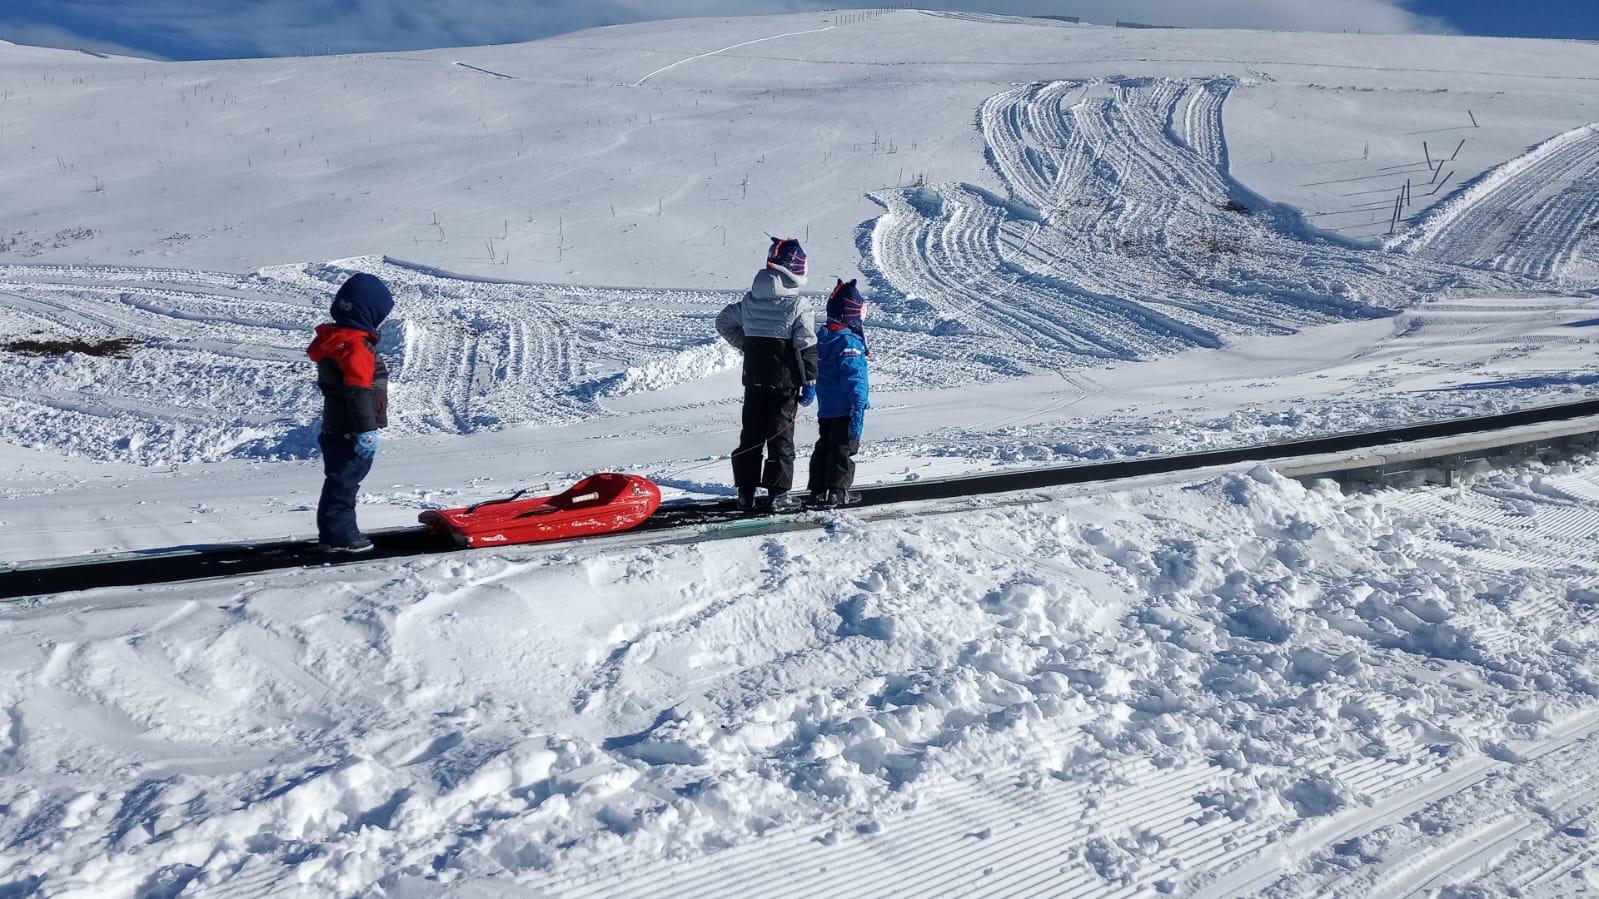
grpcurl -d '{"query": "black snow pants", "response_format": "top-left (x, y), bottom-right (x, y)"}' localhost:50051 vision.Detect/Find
top-left (808, 416), bottom-right (860, 493)
top-left (733, 387), bottom-right (799, 494)
top-left (317, 432), bottom-right (373, 546)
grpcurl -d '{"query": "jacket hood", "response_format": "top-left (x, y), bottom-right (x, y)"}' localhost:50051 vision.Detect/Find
top-left (750, 267), bottom-right (803, 301)
top-left (330, 273), bottom-right (394, 334)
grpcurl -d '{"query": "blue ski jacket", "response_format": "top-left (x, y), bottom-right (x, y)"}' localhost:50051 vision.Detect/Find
top-left (815, 323), bottom-right (869, 421)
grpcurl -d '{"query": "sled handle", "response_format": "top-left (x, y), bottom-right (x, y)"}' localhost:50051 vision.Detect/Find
top-left (465, 488), bottom-right (530, 514)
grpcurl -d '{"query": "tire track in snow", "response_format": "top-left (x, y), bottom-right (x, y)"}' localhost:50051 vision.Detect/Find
top-left (0, 259), bottom-right (725, 463)
top-left (864, 76), bottom-right (1531, 379)
top-left (1394, 122), bottom-right (1599, 283)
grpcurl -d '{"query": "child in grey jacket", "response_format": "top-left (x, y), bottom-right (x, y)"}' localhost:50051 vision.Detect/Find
top-left (715, 237), bottom-right (819, 512)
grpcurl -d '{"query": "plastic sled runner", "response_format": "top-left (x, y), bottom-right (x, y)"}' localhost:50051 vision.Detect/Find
top-left (420, 473), bottom-right (662, 548)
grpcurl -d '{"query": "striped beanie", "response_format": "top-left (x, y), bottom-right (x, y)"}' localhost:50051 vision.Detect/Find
top-left (826, 278), bottom-right (866, 323)
top-left (767, 237), bottom-right (807, 281)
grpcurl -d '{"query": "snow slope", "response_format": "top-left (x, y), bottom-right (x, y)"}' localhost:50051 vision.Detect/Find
top-left (5, 462), bottom-right (1599, 896)
top-left (2, 11), bottom-right (1597, 289)
top-left (4, 12), bottom-right (1596, 479)
top-left (1392, 122), bottom-right (1599, 284)
top-left (0, 257), bottom-right (734, 464)
top-left (3, 282), bottom-right (1596, 563)
top-left (5, 10), bottom-right (1599, 897)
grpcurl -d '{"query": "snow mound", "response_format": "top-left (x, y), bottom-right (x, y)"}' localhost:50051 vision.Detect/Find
top-left (588, 339), bottom-right (741, 398)
top-left (5, 461), bottom-right (1599, 894)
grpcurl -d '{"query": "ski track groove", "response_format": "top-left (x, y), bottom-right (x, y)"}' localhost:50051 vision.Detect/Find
top-left (546, 704), bottom-right (1543, 899)
top-left (0, 258), bottom-right (728, 463)
top-left (864, 75), bottom-right (1542, 381)
top-left (1397, 123), bottom-right (1599, 282)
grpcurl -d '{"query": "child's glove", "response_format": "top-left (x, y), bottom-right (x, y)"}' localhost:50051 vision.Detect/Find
top-left (849, 410), bottom-right (865, 442)
top-left (799, 382), bottom-right (817, 407)
top-left (354, 431), bottom-right (379, 458)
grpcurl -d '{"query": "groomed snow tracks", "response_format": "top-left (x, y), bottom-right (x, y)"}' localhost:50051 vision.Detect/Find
top-left (542, 710), bottom-right (1599, 898)
top-left (865, 78), bottom-right (1525, 379)
top-left (1394, 122), bottom-right (1599, 284)
top-left (0, 258), bottom-right (726, 463)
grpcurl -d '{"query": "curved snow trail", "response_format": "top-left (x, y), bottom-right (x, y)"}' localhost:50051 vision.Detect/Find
top-left (630, 25), bottom-right (835, 87)
top-left (865, 76), bottom-right (1531, 380)
top-left (0, 258), bottom-right (732, 464)
top-left (1393, 122), bottom-right (1599, 284)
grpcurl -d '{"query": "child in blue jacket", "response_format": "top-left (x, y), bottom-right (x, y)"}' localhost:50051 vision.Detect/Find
top-left (808, 279), bottom-right (870, 507)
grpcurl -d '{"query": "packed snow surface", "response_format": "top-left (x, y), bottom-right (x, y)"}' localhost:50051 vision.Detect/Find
top-left (5, 463), bottom-right (1599, 896)
top-left (4, 7), bottom-right (1599, 897)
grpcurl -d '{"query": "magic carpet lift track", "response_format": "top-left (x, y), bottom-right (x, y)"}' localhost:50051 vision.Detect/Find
top-left (5, 398), bottom-right (1599, 600)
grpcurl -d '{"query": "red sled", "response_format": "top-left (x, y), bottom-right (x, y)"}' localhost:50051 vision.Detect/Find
top-left (419, 473), bottom-right (662, 548)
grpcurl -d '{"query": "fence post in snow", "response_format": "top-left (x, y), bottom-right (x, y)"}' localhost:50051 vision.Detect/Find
top-left (1423, 141), bottom-right (1432, 169)
top-left (1469, 109), bottom-right (1479, 127)
top-left (1450, 138), bottom-right (1466, 161)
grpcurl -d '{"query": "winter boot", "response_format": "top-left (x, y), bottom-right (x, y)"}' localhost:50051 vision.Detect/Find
top-left (736, 490), bottom-right (758, 513)
top-left (319, 534), bottom-right (375, 554)
top-left (769, 491), bottom-right (803, 513)
top-left (827, 489), bottom-right (861, 508)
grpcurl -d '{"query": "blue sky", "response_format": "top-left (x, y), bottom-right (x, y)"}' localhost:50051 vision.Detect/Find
top-left (1411, 0), bottom-right (1598, 41)
top-left (2, 0), bottom-right (1595, 60)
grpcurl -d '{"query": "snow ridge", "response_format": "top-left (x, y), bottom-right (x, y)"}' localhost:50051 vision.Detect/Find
top-left (1391, 122), bottom-right (1599, 283)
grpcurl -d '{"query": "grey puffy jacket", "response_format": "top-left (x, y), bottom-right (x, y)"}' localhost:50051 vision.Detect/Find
top-left (716, 269), bottom-right (820, 391)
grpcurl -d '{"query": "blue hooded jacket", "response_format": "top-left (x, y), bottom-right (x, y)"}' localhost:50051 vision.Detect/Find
top-left (330, 273), bottom-right (394, 336)
top-left (815, 323), bottom-right (869, 421)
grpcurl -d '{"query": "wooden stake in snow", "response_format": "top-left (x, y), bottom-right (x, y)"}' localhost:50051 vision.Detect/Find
top-left (1430, 170), bottom-right (1455, 195)
top-left (1469, 109), bottom-right (1479, 127)
top-left (1423, 141), bottom-right (1432, 169)
top-left (1450, 138), bottom-right (1466, 161)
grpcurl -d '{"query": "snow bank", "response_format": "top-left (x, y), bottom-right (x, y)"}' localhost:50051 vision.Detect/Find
top-left (4, 459), bottom-right (1598, 894)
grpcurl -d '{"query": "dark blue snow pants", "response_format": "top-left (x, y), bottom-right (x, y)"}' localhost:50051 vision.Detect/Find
top-left (317, 432), bottom-right (373, 546)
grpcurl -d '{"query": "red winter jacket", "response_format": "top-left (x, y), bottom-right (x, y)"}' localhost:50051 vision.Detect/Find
top-left (307, 324), bottom-right (389, 435)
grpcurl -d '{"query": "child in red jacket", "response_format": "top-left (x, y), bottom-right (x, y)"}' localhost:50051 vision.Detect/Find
top-left (306, 273), bottom-right (393, 553)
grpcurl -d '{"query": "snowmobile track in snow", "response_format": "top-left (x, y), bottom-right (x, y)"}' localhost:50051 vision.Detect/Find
top-left (6, 397), bottom-right (1599, 599)
top-left (1395, 122), bottom-right (1599, 283)
top-left (863, 76), bottom-right (1533, 381)
top-left (0, 258), bottom-right (732, 463)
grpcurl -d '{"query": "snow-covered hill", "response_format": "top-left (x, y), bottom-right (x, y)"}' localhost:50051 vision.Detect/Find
top-left (4, 9), bottom-right (1599, 897)
top-left (2, 11), bottom-right (1596, 288)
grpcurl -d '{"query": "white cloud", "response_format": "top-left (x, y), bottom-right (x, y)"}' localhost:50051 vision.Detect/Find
top-left (3, 0), bottom-right (1449, 60)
